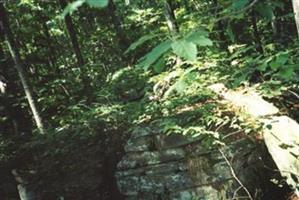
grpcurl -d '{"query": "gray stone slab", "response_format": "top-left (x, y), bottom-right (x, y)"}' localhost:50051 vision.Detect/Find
top-left (262, 116), bottom-right (299, 194)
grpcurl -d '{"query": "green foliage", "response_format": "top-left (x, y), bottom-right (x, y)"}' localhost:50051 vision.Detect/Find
top-left (125, 33), bottom-right (160, 54)
top-left (138, 40), bottom-right (172, 70)
top-left (186, 33), bottom-right (213, 47)
top-left (61, 0), bottom-right (85, 17)
top-left (61, 0), bottom-right (108, 17)
top-left (172, 39), bottom-right (197, 61)
top-left (110, 67), bottom-right (146, 101)
top-left (2, 0), bottom-right (299, 198)
top-left (255, 3), bottom-right (275, 21)
top-left (86, 0), bottom-right (109, 8)
top-left (136, 30), bottom-right (213, 70)
top-left (232, 0), bottom-right (249, 10)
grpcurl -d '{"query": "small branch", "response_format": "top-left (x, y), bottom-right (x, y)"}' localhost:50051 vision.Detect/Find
top-left (288, 90), bottom-right (299, 100)
top-left (218, 148), bottom-right (254, 200)
top-left (222, 130), bottom-right (243, 140)
top-left (233, 186), bottom-right (243, 200)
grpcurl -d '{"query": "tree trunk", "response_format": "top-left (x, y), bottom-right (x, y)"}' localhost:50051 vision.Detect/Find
top-left (59, 0), bottom-right (94, 103)
top-left (59, 0), bottom-right (84, 66)
top-left (0, 38), bottom-right (4, 62)
top-left (108, 0), bottom-right (129, 50)
top-left (292, 0), bottom-right (299, 37)
top-left (251, 11), bottom-right (263, 54)
top-left (40, 17), bottom-right (56, 68)
top-left (163, 0), bottom-right (179, 36)
top-left (212, 0), bottom-right (227, 49)
top-left (0, 3), bottom-right (45, 135)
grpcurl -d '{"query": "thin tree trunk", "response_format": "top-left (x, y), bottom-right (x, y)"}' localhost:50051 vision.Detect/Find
top-left (251, 11), bottom-right (263, 54)
top-left (292, 0), bottom-right (299, 37)
top-left (59, 0), bottom-right (84, 66)
top-left (212, 0), bottom-right (227, 49)
top-left (0, 38), bottom-right (4, 62)
top-left (163, 0), bottom-right (179, 36)
top-left (59, 0), bottom-right (94, 103)
top-left (40, 17), bottom-right (56, 68)
top-left (0, 3), bottom-right (45, 135)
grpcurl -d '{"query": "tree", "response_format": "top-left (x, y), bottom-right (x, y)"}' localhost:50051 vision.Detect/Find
top-left (38, 12), bottom-right (57, 68)
top-left (292, 0), bottom-right (299, 37)
top-left (59, 0), bottom-right (84, 66)
top-left (163, 0), bottom-right (179, 36)
top-left (0, 3), bottom-right (45, 135)
top-left (59, 0), bottom-right (95, 103)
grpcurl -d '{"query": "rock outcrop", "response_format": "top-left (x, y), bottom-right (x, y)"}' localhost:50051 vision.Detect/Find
top-left (115, 123), bottom-right (276, 199)
top-left (116, 84), bottom-right (298, 199)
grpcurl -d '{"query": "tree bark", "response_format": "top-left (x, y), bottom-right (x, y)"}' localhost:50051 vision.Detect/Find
top-left (59, 0), bottom-right (94, 103)
top-left (292, 0), bottom-right (299, 37)
top-left (0, 3), bottom-right (45, 135)
top-left (251, 11), bottom-right (263, 54)
top-left (59, 0), bottom-right (84, 66)
top-left (0, 38), bottom-right (4, 62)
top-left (163, 0), bottom-right (179, 36)
top-left (40, 16), bottom-right (56, 68)
top-left (212, 0), bottom-right (227, 49)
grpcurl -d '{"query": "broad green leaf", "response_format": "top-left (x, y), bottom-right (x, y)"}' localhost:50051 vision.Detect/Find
top-left (86, 0), bottom-right (109, 8)
top-left (61, 0), bottom-right (85, 18)
top-left (138, 40), bottom-right (172, 70)
top-left (187, 34), bottom-right (213, 47)
top-left (186, 29), bottom-right (209, 38)
top-left (125, 34), bottom-right (159, 54)
top-left (171, 40), bottom-right (197, 61)
top-left (232, 0), bottom-right (249, 10)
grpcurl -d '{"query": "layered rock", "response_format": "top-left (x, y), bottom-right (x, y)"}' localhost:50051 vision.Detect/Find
top-left (115, 84), bottom-right (298, 199)
top-left (115, 123), bottom-right (271, 199)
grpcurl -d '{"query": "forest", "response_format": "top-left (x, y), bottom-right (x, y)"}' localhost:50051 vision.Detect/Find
top-left (1, 0), bottom-right (299, 199)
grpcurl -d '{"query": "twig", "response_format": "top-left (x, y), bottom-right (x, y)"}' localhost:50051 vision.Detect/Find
top-left (218, 148), bottom-right (254, 200)
top-left (288, 90), bottom-right (299, 100)
top-left (222, 130), bottom-right (243, 140)
top-left (233, 186), bottom-right (243, 199)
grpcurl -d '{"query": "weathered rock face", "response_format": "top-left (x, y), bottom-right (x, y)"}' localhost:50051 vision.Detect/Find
top-left (115, 123), bottom-right (278, 200)
top-left (210, 83), bottom-right (299, 197)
